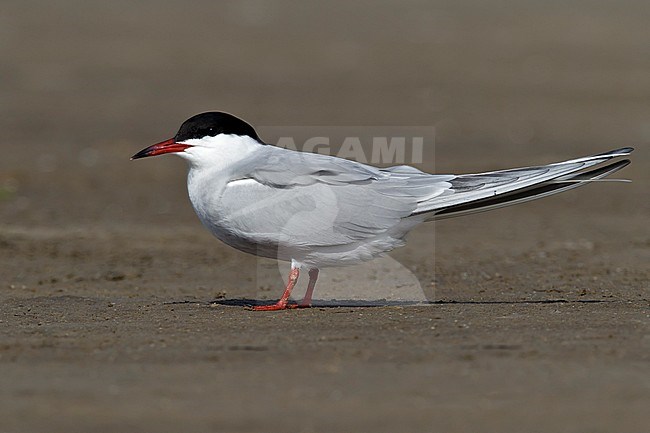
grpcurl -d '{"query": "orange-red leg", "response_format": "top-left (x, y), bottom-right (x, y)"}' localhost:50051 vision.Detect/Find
top-left (251, 267), bottom-right (300, 311)
top-left (297, 268), bottom-right (319, 308)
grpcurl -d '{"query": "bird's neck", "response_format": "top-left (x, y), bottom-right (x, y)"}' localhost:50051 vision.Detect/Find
top-left (184, 139), bottom-right (268, 224)
top-left (181, 134), bottom-right (263, 172)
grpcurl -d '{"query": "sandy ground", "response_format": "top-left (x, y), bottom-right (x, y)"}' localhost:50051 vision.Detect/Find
top-left (1, 1), bottom-right (649, 432)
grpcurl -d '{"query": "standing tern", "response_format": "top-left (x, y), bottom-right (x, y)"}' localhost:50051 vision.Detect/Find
top-left (132, 112), bottom-right (633, 310)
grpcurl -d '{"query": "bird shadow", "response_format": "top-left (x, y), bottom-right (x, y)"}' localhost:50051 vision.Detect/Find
top-left (164, 297), bottom-right (611, 308)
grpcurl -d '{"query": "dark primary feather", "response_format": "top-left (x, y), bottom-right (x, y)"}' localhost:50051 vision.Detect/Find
top-left (424, 147), bottom-right (634, 219)
top-left (434, 159), bottom-right (631, 219)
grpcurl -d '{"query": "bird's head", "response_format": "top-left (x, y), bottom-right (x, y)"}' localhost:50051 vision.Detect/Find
top-left (131, 112), bottom-right (264, 166)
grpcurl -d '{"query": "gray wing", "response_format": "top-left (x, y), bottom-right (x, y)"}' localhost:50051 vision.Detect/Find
top-left (218, 146), bottom-right (632, 249)
top-left (219, 147), bottom-right (453, 248)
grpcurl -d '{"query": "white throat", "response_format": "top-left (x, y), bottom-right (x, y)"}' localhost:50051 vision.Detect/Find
top-left (177, 134), bottom-right (263, 172)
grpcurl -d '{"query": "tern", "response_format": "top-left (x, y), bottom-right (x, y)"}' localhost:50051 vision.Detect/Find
top-left (132, 112), bottom-right (633, 310)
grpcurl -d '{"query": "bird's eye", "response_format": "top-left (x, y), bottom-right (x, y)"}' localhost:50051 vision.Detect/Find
top-left (199, 127), bottom-right (216, 137)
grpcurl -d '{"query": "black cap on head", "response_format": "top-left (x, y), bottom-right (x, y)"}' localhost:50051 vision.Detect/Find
top-left (174, 112), bottom-right (262, 143)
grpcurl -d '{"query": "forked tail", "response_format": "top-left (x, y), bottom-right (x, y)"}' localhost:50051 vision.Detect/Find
top-left (416, 147), bottom-right (633, 220)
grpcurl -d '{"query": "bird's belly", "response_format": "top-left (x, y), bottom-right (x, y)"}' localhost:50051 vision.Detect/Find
top-left (202, 215), bottom-right (291, 260)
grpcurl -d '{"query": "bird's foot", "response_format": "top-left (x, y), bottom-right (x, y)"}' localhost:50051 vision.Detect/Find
top-left (286, 302), bottom-right (311, 309)
top-left (248, 301), bottom-right (290, 311)
top-left (248, 300), bottom-right (311, 311)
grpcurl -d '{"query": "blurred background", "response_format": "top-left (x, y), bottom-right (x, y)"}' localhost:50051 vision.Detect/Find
top-left (1, 0), bottom-right (647, 228)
